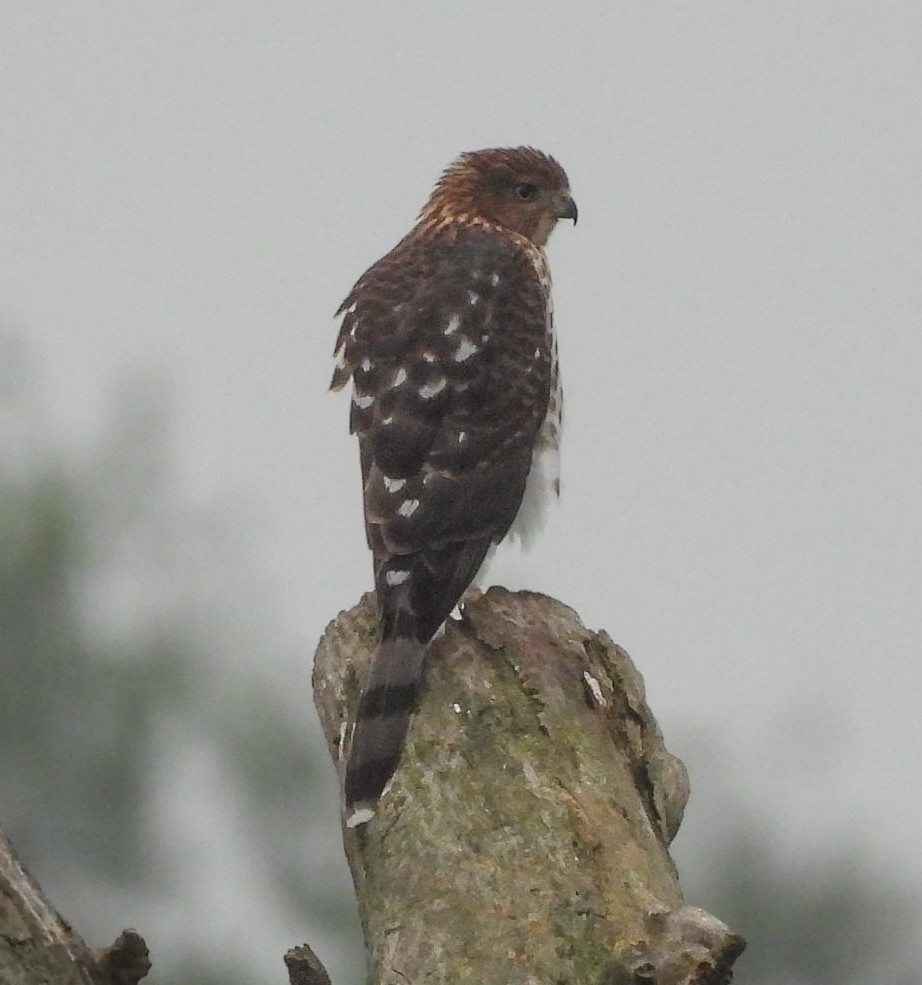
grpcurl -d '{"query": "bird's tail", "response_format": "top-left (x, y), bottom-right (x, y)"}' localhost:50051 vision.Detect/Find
top-left (344, 542), bottom-right (492, 826)
top-left (344, 633), bottom-right (425, 827)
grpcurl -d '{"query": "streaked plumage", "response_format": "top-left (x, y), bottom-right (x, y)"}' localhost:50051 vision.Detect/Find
top-left (331, 147), bottom-right (576, 825)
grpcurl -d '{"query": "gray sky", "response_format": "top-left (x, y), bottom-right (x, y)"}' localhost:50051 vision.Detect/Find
top-left (3, 0), bottom-right (921, 974)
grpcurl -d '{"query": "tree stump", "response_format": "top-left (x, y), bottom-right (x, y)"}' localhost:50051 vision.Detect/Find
top-left (313, 587), bottom-right (745, 984)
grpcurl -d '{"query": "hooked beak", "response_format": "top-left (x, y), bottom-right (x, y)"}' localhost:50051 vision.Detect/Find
top-left (557, 194), bottom-right (578, 225)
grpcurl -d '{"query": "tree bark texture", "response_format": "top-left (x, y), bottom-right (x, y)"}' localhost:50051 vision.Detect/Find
top-left (0, 827), bottom-right (149, 985)
top-left (313, 587), bottom-right (745, 985)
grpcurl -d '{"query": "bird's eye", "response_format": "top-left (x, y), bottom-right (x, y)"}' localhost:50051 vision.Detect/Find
top-left (514, 182), bottom-right (537, 201)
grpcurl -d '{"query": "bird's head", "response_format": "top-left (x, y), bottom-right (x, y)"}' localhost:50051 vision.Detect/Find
top-left (421, 146), bottom-right (577, 247)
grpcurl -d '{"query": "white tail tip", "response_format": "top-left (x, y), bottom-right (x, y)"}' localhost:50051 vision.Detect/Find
top-left (345, 805), bottom-right (376, 829)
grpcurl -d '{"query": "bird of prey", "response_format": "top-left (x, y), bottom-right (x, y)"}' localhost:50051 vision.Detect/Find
top-left (331, 146), bottom-right (577, 825)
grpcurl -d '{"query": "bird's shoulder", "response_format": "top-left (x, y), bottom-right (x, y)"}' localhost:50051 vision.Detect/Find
top-left (331, 219), bottom-right (549, 392)
top-left (353, 215), bottom-right (540, 284)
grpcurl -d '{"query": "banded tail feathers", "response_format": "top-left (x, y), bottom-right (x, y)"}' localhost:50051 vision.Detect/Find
top-left (344, 636), bottom-right (425, 827)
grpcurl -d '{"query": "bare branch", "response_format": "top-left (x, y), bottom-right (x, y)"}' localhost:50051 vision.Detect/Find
top-left (0, 827), bottom-right (150, 985)
top-left (284, 944), bottom-right (333, 985)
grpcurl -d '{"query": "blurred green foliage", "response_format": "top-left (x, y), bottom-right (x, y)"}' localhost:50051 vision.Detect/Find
top-left (693, 833), bottom-right (918, 985)
top-left (0, 350), bottom-right (363, 984)
top-left (0, 460), bottom-right (173, 882)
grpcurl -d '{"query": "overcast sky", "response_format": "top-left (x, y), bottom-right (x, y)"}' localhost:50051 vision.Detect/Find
top-left (3, 0), bottom-right (921, 976)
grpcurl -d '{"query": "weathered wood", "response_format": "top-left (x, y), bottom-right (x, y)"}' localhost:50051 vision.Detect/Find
top-left (313, 587), bottom-right (744, 984)
top-left (0, 828), bottom-right (149, 985)
top-left (285, 943), bottom-right (333, 985)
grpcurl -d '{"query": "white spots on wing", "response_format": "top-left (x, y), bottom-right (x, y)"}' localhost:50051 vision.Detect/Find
top-left (385, 569), bottom-right (410, 586)
top-left (342, 300), bottom-right (357, 316)
top-left (453, 337), bottom-right (480, 362)
top-left (352, 390), bottom-right (374, 409)
top-left (457, 430), bottom-right (467, 444)
top-left (490, 272), bottom-right (500, 287)
top-left (419, 377), bottom-right (447, 399)
top-left (422, 351), bottom-right (438, 363)
top-left (467, 290), bottom-right (479, 306)
top-left (452, 702), bottom-right (462, 714)
top-left (444, 313), bottom-right (461, 335)
top-left (533, 347), bottom-right (542, 359)
top-left (381, 415), bottom-right (394, 425)
top-left (383, 476), bottom-right (406, 493)
top-left (393, 367), bottom-right (408, 387)
top-left (397, 498), bottom-right (420, 517)
top-left (360, 356), bottom-right (372, 372)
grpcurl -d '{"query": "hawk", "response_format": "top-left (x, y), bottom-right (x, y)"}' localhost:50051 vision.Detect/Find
top-left (331, 146), bottom-right (577, 825)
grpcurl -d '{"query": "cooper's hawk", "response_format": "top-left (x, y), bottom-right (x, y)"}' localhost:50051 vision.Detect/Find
top-left (331, 146), bottom-right (576, 825)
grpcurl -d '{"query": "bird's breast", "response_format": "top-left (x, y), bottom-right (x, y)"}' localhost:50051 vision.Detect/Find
top-left (505, 263), bottom-right (561, 549)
